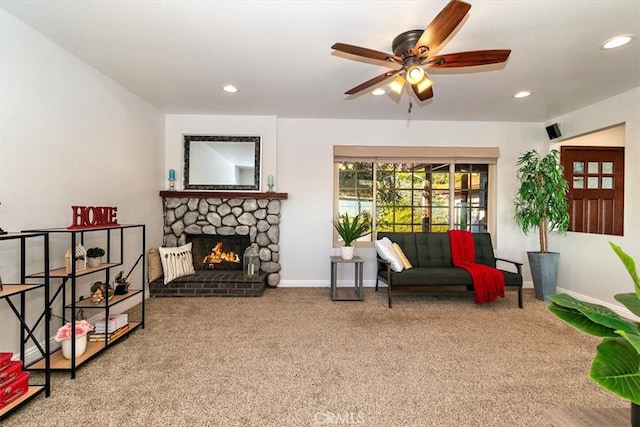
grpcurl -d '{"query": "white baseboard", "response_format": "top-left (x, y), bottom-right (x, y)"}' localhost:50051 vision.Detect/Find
top-left (278, 280), bottom-right (379, 288)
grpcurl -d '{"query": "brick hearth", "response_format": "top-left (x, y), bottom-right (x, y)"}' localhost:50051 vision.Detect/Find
top-left (148, 271), bottom-right (266, 297)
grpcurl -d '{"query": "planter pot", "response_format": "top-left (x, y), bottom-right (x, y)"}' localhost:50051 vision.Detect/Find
top-left (527, 252), bottom-right (560, 301)
top-left (341, 246), bottom-right (355, 260)
top-left (61, 333), bottom-right (88, 360)
top-left (87, 257), bottom-right (102, 268)
top-left (632, 402), bottom-right (640, 427)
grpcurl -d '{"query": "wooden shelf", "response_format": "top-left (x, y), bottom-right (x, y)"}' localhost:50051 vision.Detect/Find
top-left (0, 284), bottom-right (44, 298)
top-left (31, 322), bottom-right (142, 371)
top-left (0, 386), bottom-right (46, 421)
top-left (27, 263), bottom-right (122, 279)
top-left (160, 190), bottom-right (288, 199)
top-left (71, 290), bottom-right (142, 309)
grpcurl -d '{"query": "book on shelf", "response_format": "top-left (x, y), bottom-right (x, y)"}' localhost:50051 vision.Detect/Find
top-left (94, 313), bottom-right (128, 334)
top-left (89, 324), bottom-right (130, 342)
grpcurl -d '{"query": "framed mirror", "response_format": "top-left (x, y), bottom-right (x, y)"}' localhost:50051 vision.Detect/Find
top-left (183, 135), bottom-right (261, 191)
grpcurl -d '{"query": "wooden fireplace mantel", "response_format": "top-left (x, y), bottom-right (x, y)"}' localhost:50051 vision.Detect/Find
top-left (159, 191), bottom-right (288, 200)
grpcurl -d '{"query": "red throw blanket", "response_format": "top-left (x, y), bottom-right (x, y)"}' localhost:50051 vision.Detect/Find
top-left (448, 230), bottom-right (505, 304)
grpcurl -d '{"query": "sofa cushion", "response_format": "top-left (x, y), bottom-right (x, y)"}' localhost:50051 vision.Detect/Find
top-left (415, 233), bottom-right (452, 268)
top-left (158, 243), bottom-right (195, 284)
top-left (148, 248), bottom-right (163, 282)
top-left (472, 233), bottom-right (497, 267)
top-left (392, 243), bottom-right (413, 269)
top-left (388, 267), bottom-right (473, 286)
top-left (375, 237), bottom-right (404, 272)
top-left (376, 233), bottom-right (418, 266)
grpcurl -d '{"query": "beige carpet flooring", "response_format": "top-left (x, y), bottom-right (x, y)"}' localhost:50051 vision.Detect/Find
top-left (5, 288), bottom-right (627, 427)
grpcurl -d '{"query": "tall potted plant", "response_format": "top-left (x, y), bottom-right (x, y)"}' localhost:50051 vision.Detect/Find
top-left (332, 213), bottom-right (370, 260)
top-left (513, 149), bottom-right (569, 300)
top-left (548, 242), bottom-right (640, 425)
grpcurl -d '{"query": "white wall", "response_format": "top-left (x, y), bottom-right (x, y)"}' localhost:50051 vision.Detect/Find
top-left (0, 10), bottom-right (165, 356)
top-left (548, 88), bottom-right (640, 308)
top-left (275, 118), bottom-right (546, 285)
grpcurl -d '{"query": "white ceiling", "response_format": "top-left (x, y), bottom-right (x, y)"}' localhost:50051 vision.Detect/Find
top-left (1, 0), bottom-right (639, 122)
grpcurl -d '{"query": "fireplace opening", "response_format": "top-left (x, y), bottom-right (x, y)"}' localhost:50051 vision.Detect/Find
top-left (187, 235), bottom-right (251, 271)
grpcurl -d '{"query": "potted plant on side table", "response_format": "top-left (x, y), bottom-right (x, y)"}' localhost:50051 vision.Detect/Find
top-left (513, 149), bottom-right (569, 300)
top-left (332, 213), bottom-right (370, 260)
top-left (548, 242), bottom-right (640, 426)
top-left (86, 247), bottom-right (105, 268)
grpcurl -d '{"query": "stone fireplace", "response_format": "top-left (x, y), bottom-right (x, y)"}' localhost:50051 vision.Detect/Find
top-left (159, 191), bottom-right (287, 286)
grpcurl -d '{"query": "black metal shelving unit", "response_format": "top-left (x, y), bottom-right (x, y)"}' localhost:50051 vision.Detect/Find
top-left (0, 231), bottom-right (50, 421)
top-left (25, 224), bottom-right (145, 379)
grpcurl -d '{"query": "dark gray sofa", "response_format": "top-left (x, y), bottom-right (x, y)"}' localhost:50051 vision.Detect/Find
top-left (376, 232), bottom-right (523, 308)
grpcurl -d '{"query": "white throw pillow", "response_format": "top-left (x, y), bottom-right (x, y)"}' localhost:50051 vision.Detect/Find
top-left (375, 237), bottom-right (404, 272)
top-left (158, 243), bottom-right (195, 284)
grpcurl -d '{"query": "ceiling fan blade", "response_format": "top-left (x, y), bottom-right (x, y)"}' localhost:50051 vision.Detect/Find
top-left (411, 84), bottom-right (434, 101)
top-left (428, 50), bottom-right (511, 68)
top-left (345, 70), bottom-right (400, 95)
top-left (332, 43), bottom-right (401, 63)
top-left (413, 0), bottom-right (471, 55)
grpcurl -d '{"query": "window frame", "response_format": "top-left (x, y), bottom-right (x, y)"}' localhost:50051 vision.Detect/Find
top-left (333, 146), bottom-right (499, 247)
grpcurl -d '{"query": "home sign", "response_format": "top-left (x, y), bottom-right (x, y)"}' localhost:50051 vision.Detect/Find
top-left (67, 205), bottom-right (119, 229)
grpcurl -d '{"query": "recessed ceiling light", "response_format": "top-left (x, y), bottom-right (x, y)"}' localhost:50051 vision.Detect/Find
top-left (372, 88), bottom-right (386, 96)
top-left (600, 34), bottom-right (635, 50)
top-left (514, 90), bottom-right (531, 99)
top-left (222, 84), bottom-right (238, 93)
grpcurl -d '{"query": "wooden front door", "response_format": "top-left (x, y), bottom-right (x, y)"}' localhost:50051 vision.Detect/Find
top-left (561, 146), bottom-right (624, 236)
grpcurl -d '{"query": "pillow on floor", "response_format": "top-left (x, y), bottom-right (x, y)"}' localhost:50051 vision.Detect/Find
top-left (375, 237), bottom-right (404, 272)
top-left (148, 248), bottom-right (163, 282)
top-left (158, 243), bottom-right (195, 284)
top-left (392, 242), bottom-right (413, 270)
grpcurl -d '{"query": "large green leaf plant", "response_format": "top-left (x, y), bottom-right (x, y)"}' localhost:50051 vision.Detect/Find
top-left (548, 242), bottom-right (640, 404)
top-left (514, 149), bottom-right (569, 253)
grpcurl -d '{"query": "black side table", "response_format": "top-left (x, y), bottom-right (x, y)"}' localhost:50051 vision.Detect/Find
top-left (330, 256), bottom-right (364, 301)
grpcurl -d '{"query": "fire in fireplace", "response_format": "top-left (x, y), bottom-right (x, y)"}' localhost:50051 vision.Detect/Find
top-left (187, 235), bottom-right (250, 271)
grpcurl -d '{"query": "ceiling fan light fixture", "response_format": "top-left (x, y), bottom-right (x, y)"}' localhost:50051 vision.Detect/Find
top-left (416, 75), bottom-right (433, 93)
top-left (405, 65), bottom-right (425, 85)
top-left (389, 76), bottom-right (406, 94)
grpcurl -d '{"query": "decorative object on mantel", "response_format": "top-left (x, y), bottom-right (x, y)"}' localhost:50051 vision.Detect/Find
top-left (67, 205), bottom-right (119, 230)
top-left (65, 244), bottom-right (87, 274)
top-left (86, 247), bottom-right (105, 268)
top-left (332, 213), bottom-right (370, 260)
top-left (267, 174), bottom-right (274, 192)
top-left (548, 242), bottom-right (640, 427)
top-left (169, 169), bottom-right (176, 190)
top-left (55, 320), bottom-right (94, 360)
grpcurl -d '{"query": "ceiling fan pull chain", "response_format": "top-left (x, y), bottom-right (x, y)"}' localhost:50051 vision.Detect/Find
top-left (408, 101), bottom-right (413, 114)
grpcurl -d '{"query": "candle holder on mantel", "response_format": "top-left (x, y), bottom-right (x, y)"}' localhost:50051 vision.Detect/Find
top-left (168, 169), bottom-right (176, 191)
top-left (267, 174), bottom-right (274, 192)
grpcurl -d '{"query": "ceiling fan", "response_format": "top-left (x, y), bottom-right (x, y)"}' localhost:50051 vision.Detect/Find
top-left (331, 0), bottom-right (511, 101)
